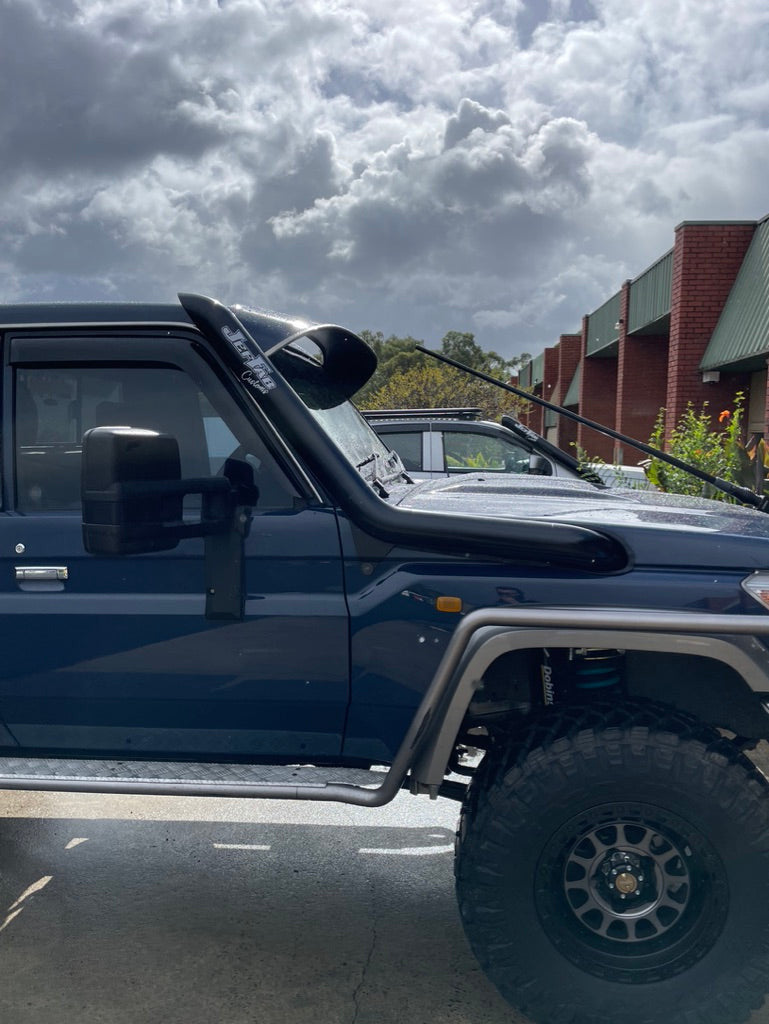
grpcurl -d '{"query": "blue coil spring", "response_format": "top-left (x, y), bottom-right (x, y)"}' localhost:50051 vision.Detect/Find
top-left (571, 648), bottom-right (624, 691)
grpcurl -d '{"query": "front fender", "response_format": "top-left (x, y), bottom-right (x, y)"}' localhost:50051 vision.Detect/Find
top-left (406, 607), bottom-right (769, 792)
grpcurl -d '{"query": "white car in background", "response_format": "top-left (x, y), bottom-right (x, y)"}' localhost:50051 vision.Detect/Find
top-left (362, 408), bottom-right (589, 481)
top-left (363, 408), bottom-right (654, 488)
top-left (591, 463), bottom-right (654, 488)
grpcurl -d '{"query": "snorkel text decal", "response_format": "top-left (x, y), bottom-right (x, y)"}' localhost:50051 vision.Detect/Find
top-left (221, 325), bottom-right (277, 395)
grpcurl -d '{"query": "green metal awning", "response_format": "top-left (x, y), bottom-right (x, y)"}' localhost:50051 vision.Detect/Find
top-left (563, 363), bottom-right (581, 407)
top-left (628, 249), bottom-right (672, 334)
top-left (701, 218), bottom-right (768, 371)
top-left (586, 293), bottom-right (620, 357)
top-left (531, 352), bottom-right (544, 386)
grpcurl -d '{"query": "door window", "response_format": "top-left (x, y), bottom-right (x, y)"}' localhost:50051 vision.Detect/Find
top-left (443, 430), bottom-right (531, 474)
top-left (379, 430), bottom-right (422, 471)
top-left (14, 364), bottom-right (298, 512)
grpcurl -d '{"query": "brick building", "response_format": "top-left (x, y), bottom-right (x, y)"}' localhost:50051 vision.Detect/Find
top-left (518, 216), bottom-right (769, 463)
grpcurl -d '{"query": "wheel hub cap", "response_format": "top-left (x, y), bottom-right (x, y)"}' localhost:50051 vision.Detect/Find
top-left (615, 871), bottom-right (637, 895)
top-left (598, 849), bottom-right (647, 901)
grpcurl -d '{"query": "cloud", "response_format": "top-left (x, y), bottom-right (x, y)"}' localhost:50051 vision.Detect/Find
top-left (0, 0), bottom-right (767, 357)
top-left (0, 2), bottom-right (231, 184)
top-left (443, 98), bottom-right (512, 149)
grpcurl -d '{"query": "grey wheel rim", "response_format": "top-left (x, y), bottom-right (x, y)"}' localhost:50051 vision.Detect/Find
top-left (563, 819), bottom-right (692, 944)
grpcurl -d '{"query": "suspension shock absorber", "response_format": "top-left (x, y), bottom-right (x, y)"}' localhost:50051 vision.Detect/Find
top-left (540, 647), bottom-right (625, 706)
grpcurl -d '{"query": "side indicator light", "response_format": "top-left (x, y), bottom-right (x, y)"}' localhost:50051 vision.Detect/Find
top-left (742, 572), bottom-right (769, 611)
top-left (435, 596), bottom-right (463, 613)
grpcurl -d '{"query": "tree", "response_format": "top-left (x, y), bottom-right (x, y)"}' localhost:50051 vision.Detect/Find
top-left (361, 362), bottom-right (526, 420)
top-left (440, 331), bottom-right (522, 379)
top-left (354, 331), bottom-right (427, 405)
top-left (354, 327), bottom-right (532, 419)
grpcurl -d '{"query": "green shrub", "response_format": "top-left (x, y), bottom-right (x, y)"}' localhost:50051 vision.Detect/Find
top-left (645, 393), bottom-right (751, 500)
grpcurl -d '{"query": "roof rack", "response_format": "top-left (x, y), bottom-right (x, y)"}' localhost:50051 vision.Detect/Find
top-left (361, 407), bottom-right (483, 421)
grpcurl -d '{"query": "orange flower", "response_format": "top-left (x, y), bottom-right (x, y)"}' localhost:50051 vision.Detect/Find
top-left (718, 409), bottom-right (731, 422)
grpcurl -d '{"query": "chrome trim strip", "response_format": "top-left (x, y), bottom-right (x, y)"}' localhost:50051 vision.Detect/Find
top-left (15, 566), bottom-right (68, 581)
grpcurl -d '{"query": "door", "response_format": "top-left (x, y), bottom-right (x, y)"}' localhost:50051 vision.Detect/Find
top-left (0, 331), bottom-right (349, 759)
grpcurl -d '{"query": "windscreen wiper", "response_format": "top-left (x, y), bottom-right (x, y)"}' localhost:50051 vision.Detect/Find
top-left (500, 415), bottom-right (606, 487)
top-left (355, 452), bottom-right (392, 497)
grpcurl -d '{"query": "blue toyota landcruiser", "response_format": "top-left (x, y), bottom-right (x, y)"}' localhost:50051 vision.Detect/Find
top-left (3, 293), bottom-right (769, 1024)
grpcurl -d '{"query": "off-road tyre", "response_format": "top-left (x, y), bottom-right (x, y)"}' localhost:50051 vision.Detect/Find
top-left (455, 701), bottom-right (769, 1024)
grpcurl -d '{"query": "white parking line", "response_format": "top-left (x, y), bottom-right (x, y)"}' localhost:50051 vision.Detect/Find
top-left (213, 843), bottom-right (271, 851)
top-left (358, 844), bottom-right (453, 856)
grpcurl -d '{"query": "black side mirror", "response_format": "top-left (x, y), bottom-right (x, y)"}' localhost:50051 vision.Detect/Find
top-left (81, 426), bottom-right (232, 555)
top-left (82, 426), bottom-right (250, 621)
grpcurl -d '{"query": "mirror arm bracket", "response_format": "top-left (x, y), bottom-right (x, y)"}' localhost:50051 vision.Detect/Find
top-left (204, 502), bottom-right (252, 621)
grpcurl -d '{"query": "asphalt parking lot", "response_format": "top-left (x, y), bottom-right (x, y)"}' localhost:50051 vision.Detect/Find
top-left (3, 748), bottom-right (769, 1024)
top-left (0, 788), bottom-right (521, 1024)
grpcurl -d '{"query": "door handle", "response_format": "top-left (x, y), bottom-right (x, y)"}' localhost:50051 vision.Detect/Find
top-left (15, 566), bottom-right (69, 581)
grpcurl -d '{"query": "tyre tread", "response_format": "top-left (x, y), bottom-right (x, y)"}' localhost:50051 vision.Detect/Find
top-left (455, 700), bottom-right (769, 1024)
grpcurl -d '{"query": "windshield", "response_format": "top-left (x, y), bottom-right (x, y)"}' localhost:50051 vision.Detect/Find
top-left (272, 344), bottom-right (407, 488)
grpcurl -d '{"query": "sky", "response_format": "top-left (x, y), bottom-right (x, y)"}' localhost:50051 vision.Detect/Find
top-left (1, 0), bottom-right (768, 358)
